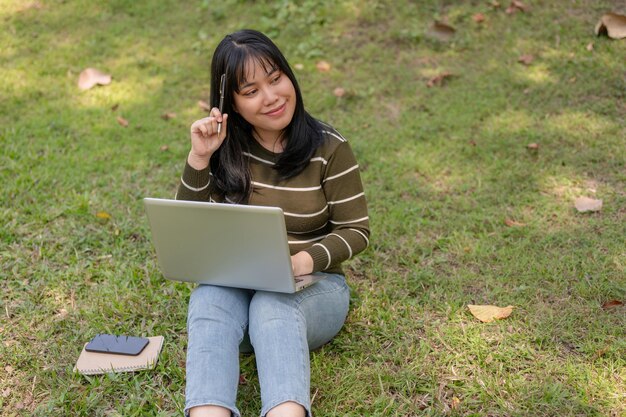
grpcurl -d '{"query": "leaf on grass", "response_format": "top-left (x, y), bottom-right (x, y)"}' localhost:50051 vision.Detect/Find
top-left (506, 1), bottom-right (528, 14)
top-left (427, 21), bottom-right (456, 41)
top-left (111, 103), bottom-right (119, 111)
top-left (294, 63), bottom-right (304, 70)
top-left (160, 145), bottom-right (169, 151)
top-left (527, 142), bottom-right (539, 150)
top-left (427, 72), bottom-right (453, 87)
top-left (333, 87), bottom-right (346, 97)
top-left (594, 13), bottom-right (626, 39)
top-left (473, 13), bottom-right (486, 23)
top-left (451, 396), bottom-right (461, 409)
top-left (504, 218), bottom-right (525, 227)
top-left (574, 197), bottom-right (602, 212)
top-left (198, 100), bottom-right (211, 112)
top-left (586, 42), bottom-right (594, 51)
top-left (161, 112), bottom-right (176, 120)
top-left (78, 68), bottom-right (112, 91)
top-left (1, 388), bottom-right (10, 398)
top-left (518, 54), bottom-right (534, 65)
top-left (96, 211), bottom-right (111, 219)
top-left (116, 116), bottom-right (129, 127)
top-left (316, 60), bottom-right (331, 72)
top-left (468, 304), bottom-right (514, 323)
top-left (601, 300), bottom-right (623, 309)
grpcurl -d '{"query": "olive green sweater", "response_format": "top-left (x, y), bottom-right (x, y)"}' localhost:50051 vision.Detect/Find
top-left (176, 124), bottom-right (370, 275)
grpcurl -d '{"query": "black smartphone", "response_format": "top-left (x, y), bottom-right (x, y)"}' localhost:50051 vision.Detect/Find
top-left (85, 334), bottom-right (150, 356)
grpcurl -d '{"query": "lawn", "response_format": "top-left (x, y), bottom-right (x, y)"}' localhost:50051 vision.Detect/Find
top-left (1, 0), bottom-right (624, 416)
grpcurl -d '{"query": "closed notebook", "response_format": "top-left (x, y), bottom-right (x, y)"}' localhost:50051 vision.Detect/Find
top-left (74, 335), bottom-right (164, 375)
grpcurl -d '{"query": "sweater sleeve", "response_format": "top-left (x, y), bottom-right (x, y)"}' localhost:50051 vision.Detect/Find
top-left (175, 160), bottom-right (220, 202)
top-left (304, 140), bottom-right (370, 272)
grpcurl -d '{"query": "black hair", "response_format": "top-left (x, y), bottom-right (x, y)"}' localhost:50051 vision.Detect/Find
top-left (209, 29), bottom-right (323, 203)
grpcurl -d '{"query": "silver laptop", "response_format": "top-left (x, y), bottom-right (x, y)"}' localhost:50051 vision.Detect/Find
top-left (143, 198), bottom-right (324, 293)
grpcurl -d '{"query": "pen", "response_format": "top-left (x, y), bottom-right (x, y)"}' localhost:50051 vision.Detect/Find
top-left (217, 74), bottom-right (226, 136)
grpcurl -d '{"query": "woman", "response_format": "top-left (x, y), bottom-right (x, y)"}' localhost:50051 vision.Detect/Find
top-left (176, 29), bottom-right (369, 417)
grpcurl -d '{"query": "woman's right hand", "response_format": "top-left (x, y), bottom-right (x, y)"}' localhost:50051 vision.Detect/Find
top-left (188, 108), bottom-right (228, 170)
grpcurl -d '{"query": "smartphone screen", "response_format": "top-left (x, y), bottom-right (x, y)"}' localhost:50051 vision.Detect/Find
top-left (85, 334), bottom-right (150, 356)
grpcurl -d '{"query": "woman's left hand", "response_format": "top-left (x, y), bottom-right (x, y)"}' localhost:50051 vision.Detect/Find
top-left (291, 251), bottom-right (314, 276)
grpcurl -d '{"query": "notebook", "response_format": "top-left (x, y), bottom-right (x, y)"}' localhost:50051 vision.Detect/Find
top-left (74, 336), bottom-right (164, 375)
top-left (143, 198), bottom-right (325, 293)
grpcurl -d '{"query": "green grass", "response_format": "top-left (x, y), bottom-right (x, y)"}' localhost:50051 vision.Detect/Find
top-left (1, 0), bottom-right (625, 416)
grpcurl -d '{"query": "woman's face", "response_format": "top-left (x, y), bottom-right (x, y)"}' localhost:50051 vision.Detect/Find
top-left (232, 59), bottom-right (296, 142)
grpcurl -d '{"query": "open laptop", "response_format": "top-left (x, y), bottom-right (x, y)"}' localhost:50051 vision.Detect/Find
top-left (143, 198), bottom-right (325, 293)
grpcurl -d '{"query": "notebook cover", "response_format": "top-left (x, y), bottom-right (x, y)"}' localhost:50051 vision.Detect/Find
top-left (74, 336), bottom-right (164, 375)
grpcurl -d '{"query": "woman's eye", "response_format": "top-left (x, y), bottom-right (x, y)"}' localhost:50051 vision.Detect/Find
top-left (243, 89), bottom-right (257, 96)
top-left (271, 75), bottom-right (281, 84)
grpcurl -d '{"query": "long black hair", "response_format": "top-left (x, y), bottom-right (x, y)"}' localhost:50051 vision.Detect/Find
top-left (209, 29), bottom-right (323, 203)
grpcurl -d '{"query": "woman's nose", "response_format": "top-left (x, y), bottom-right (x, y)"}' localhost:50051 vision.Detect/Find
top-left (262, 87), bottom-right (278, 105)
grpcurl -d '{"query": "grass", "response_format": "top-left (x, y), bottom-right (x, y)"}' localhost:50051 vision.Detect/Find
top-left (1, 0), bottom-right (625, 416)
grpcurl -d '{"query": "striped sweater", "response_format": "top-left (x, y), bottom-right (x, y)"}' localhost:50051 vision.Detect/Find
top-left (175, 124), bottom-right (370, 275)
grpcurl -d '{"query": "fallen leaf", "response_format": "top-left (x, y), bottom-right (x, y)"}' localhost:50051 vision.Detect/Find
top-left (473, 13), bottom-right (486, 23)
top-left (506, 0), bottom-right (528, 14)
top-left (116, 116), bottom-right (129, 127)
top-left (5, 366), bottom-right (14, 374)
top-left (161, 112), bottom-right (176, 120)
top-left (78, 68), bottom-right (112, 91)
top-left (574, 197), bottom-right (603, 213)
top-left (527, 143), bottom-right (539, 150)
top-left (451, 396), bottom-right (461, 409)
top-left (468, 304), bottom-right (514, 323)
top-left (426, 72), bottom-right (453, 87)
top-left (198, 100), bottom-right (211, 112)
top-left (1, 388), bottom-right (10, 398)
top-left (427, 21), bottom-right (456, 41)
top-left (518, 54), bottom-right (534, 65)
top-left (491, 1), bottom-right (501, 8)
top-left (505, 218), bottom-right (526, 227)
top-left (586, 42), bottom-right (594, 51)
top-left (595, 13), bottom-right (626, 39)
top-left (96, 211), bottom-right (111, 219)
top-left (333, 87), bottom-right (346, 97)
top-left (111, 103), bottom-right (119, 111)
top-left (601, 300), bottom-right (623, 309)
top-left (294, 63), bottom-right (304, 70)
top-left (316, 60), bottom-right (331, 72)
top-left (160, 145), bottom-right (169, 151)
top-left (56, 308), bottom-right (68, 318)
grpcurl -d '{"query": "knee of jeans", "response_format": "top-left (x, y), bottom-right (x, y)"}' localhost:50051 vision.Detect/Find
top-left (188, 286), bottom-right (248, 333)
top-left (247, 292), bottom-right (303, 339)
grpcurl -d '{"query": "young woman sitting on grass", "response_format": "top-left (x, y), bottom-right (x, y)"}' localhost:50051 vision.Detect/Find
top-left (176, 29), bottom-right (370, 417)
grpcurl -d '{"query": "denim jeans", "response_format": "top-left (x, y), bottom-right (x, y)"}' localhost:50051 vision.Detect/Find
top-left (184, 273), bottom-right (350, 417)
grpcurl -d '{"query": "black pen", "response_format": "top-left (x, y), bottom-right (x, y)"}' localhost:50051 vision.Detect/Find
top-left (217, 74), bottom-right (226, 136)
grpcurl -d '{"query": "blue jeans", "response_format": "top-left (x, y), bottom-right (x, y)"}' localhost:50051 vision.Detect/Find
top-left (184, 273), bottom-right (350, 417)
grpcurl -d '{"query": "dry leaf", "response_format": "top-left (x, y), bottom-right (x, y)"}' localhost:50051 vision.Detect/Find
top-left (426, 72), bottom-right (453, 87)
top-left (1, 388), bottom-right (10, 398)
top-left (333, 87), bottom-right (346, 97)
top-left (491, 1), bottom-right (501, 8)
top-left (5, 366), bottom-right (14, 374)
top-left (198, 100), bottom-right (211, 112)
top-left (574, 197), bottom-right (602, 212)
top-left (96, 211), bottom-right (111, 219)
top-left (56, 308), bottom-right (68, 318)
top-left (161, 112), bottom-right (176, 120)
top-left (427, 21), bottom-right (456, 41)
top-left (527, 143), bottom-right (539, 150)
top-left (595, 13), bottom-right (626, 39)
top-left (451, 397), bottom-right (461, 409)
top-left (111, 103), bottom-right (119, 111)
top-left (601, 300), bottom-right (623, 309)
top-left (505, 218), bottom-right (526, 227)
top-left (473, 13), bottom-right (486, 23)
top-left (116, 116), bottom-right (129, 127)
top-left (160, 145), bottom-right (169, 151)
top-left (468, 304), bottom-right (514, 323)
top-left (518, 54), bottom-right (534, 65)
top-left (506, 0), bottom-right (527, 14)
top-left (78, 68), bottom-right (112, 91)
top-left (294, 63), bottom-right (304, 70)
top-left (316, 60), bottom-right (331, 72)
top-left (586, 42), bottom-right (594, 51)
